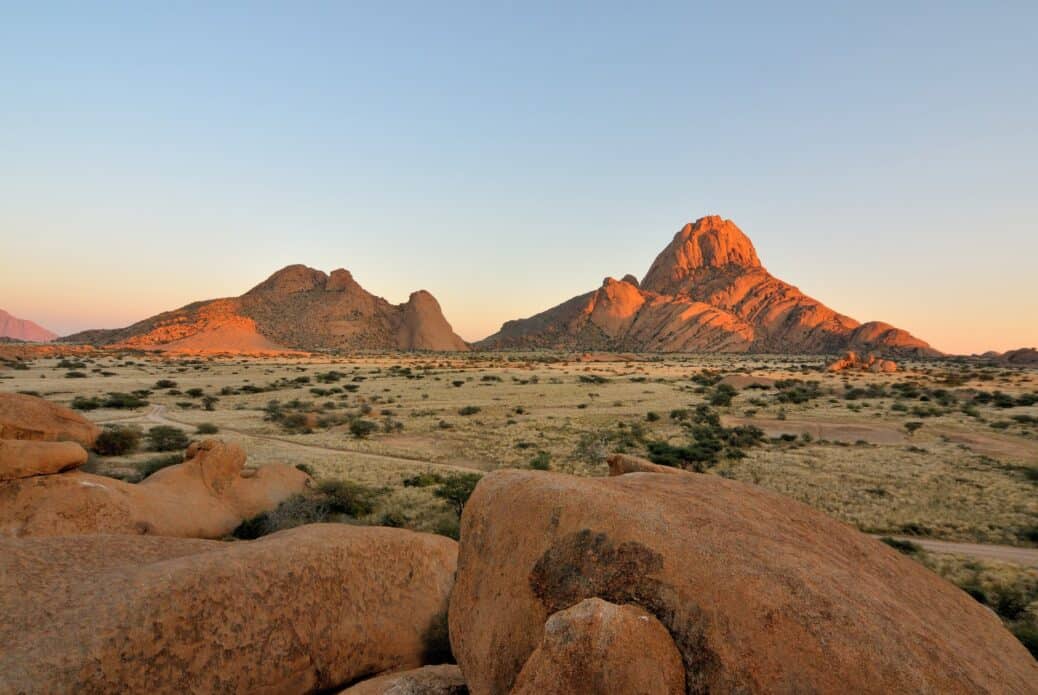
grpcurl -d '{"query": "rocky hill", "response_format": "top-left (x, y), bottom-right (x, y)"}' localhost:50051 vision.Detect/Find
top-left (0, 309), bottom-right (56, 343)
top-left (478, 216), bottom-right (938, 355)
top-left (62, 265), bottom-right (468, 353)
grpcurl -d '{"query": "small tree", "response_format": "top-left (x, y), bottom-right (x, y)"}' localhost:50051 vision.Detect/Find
top-left (147, 425), bottom-right (190, 452)
top-left (904, 421), bottom-right (924, 437)
top-left (94, 425), bottom-right (141, 456)
top-left (202, 395), bottom-right (219, 411)
top-left (434, 473), bottom-right (483, 517)
top-left (349, 419), bottom-right (378, 439)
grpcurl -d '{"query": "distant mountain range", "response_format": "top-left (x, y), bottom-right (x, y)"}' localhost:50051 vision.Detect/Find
top-left (61, 265), bottom-right (467, 353)
top-left (476, 216), bottom-right (938, 356)
top-left (0, 309), bottom-right (57, 343)
top-left (57, 217), bottom-right (940, 355)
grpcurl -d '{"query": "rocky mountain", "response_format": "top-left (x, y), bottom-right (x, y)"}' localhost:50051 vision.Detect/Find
top-left (62, 265), bottom-right (468, 352)
top-left (477, 216), bottom-right (938, 355)
top-left (0, 309), bottom-right (57, 343)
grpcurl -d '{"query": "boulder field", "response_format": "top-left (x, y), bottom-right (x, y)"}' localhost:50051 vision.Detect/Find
top-left (1, 395), bottom-right (1036, 693)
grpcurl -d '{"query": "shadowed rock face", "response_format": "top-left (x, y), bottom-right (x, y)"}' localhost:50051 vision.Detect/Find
top-left (0, 309), bottom-right (56, 342)
top-left (61, 265), bottom-right (468, 353)
top-left (449, 470), bottom-right (1037, 695)
top-left (478, 216), bottom-right (938, 355)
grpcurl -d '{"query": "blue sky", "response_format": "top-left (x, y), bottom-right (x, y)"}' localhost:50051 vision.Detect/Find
top-left (2, 2), bottom-right (1036, 352)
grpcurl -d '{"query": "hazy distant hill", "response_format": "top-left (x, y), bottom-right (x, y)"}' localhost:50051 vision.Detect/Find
top-left (0, 309), bottom-right (57, 343)
top-left (477, 216), bottom-right (938, 356)
top-left (62, 265), bottom-right (468, 353)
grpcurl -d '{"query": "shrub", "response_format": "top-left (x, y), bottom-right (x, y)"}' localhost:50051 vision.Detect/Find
top-left (880, 537), bottom-right (922, 555)
top-left (154, 379), bottom-right (177, 389)
top-left (146, 425), bottom-right (190, 452)
top-left (94, 426), bottom-right (141, 456)
top-left (232, 479), bottom-right (386, 539)
top-left (195, 422), bottom-right (219, 434)
top-left (70, 396), bottom-right (101, 410)
top-left (458, 405), bottom-right (481, 416)
top-left (201, 395), bottom-right (219, 411)
top-left (451, 380), bottom-right (465, 388)
top-left (103, 392), bottom-right (149, 409)
top-left (529, 451), bottom-right (551, 470)
top-left (904, 421), bottom-right (924, 437)
top-left (64, 371), bottom-right (87, 378)
top-left (645, 411), bottom-right (660, 422)
top-left (709, 383), bottom-right (737, 407)
top-left (349, 419), bottom-right (378, 438)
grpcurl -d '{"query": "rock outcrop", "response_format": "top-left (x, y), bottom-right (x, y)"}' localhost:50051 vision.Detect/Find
top-left (449, 470), bottom-right (1037, 694)
top-left (0, 440), bottom-right (86, 481)
top-left (62, 265), bottom-right (468, 353)
top-left (0, 439), bottom-right (310, 538)
top-left (0, 524), bottom-right (458, 694)
top-left (478, 216), bottom-right (937, 356)
top-left (340, 665), bottom-right (467, 694)
top-left (827, 350), bottom-right (898, 373)
top-left (0, 392), bottom-right (100, 446)
top-left (510, 598), bottom-right (685, 695)
top-left (0, 308), bottom-right (57, 342)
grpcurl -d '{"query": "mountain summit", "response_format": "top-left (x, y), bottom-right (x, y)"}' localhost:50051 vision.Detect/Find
top-left (477, 216), bottom-right (937, 355)
top-left (63, 266), bottom-right (468, 353)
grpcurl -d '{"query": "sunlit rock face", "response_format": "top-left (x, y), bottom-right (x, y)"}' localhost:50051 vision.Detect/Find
top-left (478, 216), bottom-right (938, 355)
top-left (60, 265), bottom-right (468, 353)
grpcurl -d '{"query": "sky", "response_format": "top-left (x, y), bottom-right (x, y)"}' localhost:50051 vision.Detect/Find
top-left (1, 2), bottom-right (1036, 354)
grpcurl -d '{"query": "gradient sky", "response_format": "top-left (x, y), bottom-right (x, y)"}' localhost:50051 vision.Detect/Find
top-left (2, 2), bottom-right (1036, 353)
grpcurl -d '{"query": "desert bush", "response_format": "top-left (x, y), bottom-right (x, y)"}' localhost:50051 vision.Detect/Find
top-left (232, 478), bottom-right (386, 539)
top-left (146, 425), bottom-right (190, 452)
top-left (102, 392), bottom-right (149, 409)
top-left (195, 422), bottom-right (219, 434)
top-left (529, 451), bottom-right (551, 470)
top-left (154, 379), bottom-right (177, 389)
top-left (458, 405), bottom-right (481, 416)
top-left (578, 374), bottom-right (609, 384)
top-left (349, 419), bottom-right (378, 438)
top-left (94, 425), bottom-right (141, 456)
top-left (64, 371), bottom-right (87, 378)
top-left (70, 396), bottom-right (101, 410)
top-left (433, 473), bottom-right (483, 516)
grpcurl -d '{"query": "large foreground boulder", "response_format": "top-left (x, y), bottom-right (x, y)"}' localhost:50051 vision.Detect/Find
top-left (0, 439), bottom-right (309, 537)
top-left (0, 392), bottom-right (100, 446)
top-left (0, 524), bottom-right (458, 693)
top-left (449, 470), bottom-right (1038, 694)
top-left (0, 439), bottom-right (86, 481)
top-left (340, 665), bottom-right (467, 694)
top-left (510, 598), bottom-right (684, 695)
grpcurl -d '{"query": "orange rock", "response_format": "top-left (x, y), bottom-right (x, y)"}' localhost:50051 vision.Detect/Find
top-left (61, 265), bottom-right (468, 353)
top-left (478, 216), bottom-right (939, 356)
top-left (339, 665), bottom-right (466, 694)
top-left (510, 598), bottom-right (684, 695)
top-left (449, 470), bottom-right (1037, 694)
top-left (0, 393), bottom-right (100, 446)
top-left (606, 453), bottom-right (682, 477)
top-left (0, 440), bottom-right (87, 481)
top-left (0, 439), bottom-right (310, 538)
top-left (0, 525), bottom-right (458, 693)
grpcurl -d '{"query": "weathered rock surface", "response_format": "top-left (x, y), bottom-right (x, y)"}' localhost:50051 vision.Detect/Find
top-left (0, 439), bottom-right (309, 537)
top-left (478, 216), bottom-right (937, 356)
top-left (510, 598), bottom-right (684, 695)
top-left (827, 350), bottom-right (898, 373)
top-left (341, 665), bottom-right (467, 694)
top-left (606, 452), bottom-right (682, 477)
top-left (0, 392), bottom-right (101, 446)
top-left (0, 524), bottom-right (458, 694)
top-left (0, 308), bottom-right (57, 342)
top-left (0, 440), bottom-right (86, 481)
top-left (449, 470), bottom-right (1038, 695)
top-left (62, 265), bottom-right (468, 353)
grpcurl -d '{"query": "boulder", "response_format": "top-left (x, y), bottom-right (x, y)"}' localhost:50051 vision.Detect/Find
top-left (0, 439), bottom-right (310, 538)
top-left (0, 392), bottom-right (100, 446)
top-left (0, 440), bottom-right (86, 481)
top-left (510, 598), bottom-right (684, 695)
top-left (827, 351), bottom-right (898, 373)
top-left (449, 470), bottom-right (1038, 695)
top-left (606, 453), bottom-right (682, 477)
top-left (340, 665), bottom-right (467, 694)
top-left (0, 524), bottom-right (458, 694)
